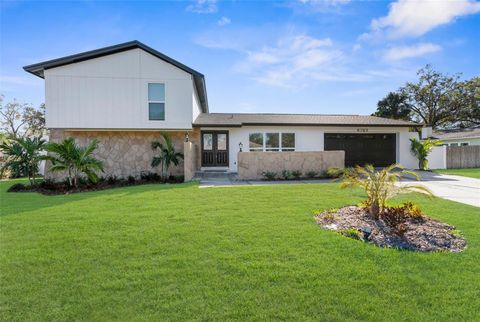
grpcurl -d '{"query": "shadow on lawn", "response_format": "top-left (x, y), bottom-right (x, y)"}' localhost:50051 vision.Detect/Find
top-left (0, 179), bottom-right (198, 217)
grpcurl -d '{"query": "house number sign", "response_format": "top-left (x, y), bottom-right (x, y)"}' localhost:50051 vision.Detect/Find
top-left (356, 128), bottom-right (369, 133)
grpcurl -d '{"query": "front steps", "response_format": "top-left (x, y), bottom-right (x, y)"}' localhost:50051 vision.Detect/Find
top-left (193, 170), bottom-right (239, 183)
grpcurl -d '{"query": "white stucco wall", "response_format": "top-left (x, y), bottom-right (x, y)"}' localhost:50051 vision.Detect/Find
top-left (427, 145), bottom-right (447, 169)
top-left (192, 91), bottom-right (202, 123)
top-left (45, 48), bottom-right (196, 130)
top-left (200, 126), bottom-right (417, 172)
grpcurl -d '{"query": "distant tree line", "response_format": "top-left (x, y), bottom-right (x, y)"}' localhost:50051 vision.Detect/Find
top-left (372, 65), bottom-right (480, 129)
top-left (0, 95), bottom-right (46, 141)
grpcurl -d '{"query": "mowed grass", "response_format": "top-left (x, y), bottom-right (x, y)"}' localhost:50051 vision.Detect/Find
top-left (1, 180), bottom-right (479, 321)
top-left (435, 167), bottom-right (480, 179)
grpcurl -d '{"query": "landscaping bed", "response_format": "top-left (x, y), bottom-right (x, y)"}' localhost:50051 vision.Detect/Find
top-left (315, 205), bottom-right (466, 252)
top-left (7, 174), bottom-right (184, 195)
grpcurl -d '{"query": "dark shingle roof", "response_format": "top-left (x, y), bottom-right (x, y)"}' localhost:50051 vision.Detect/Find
top-left (23, 40), bottom-right (208, 113)
top-left (193, 113), bottom-right (417, 127)
top-left (434, 126), bottom-right (480, 140)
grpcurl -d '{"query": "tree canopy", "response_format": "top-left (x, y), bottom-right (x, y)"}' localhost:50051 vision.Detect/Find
top-left (0, 95), bottom-right (46, 139)
top-left (372, 65), bottom-right (480, 129)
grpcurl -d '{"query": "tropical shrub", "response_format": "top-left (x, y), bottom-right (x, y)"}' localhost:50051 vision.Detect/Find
top-left (325, 167), bottom-right (347, 179)
top-left (338, 164), bottom-right (433, 218)
top-left (410, 138), bottom-right (442, 170)
top-left (0, 136), bottom-right (46, 185)
top-left (262, 171), bottom-right (277, 181)
top-left (378, 202), bottom-right (426, 235)
top-left (151, 133), bottom-right (184, 178)
top-left (44, 137), bottom-right (104, 187)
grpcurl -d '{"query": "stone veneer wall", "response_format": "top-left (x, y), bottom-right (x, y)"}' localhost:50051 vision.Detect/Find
top-left (237, 151), bottom-right (345, 180)
top-left (47, 129), bottom-right (201, 180)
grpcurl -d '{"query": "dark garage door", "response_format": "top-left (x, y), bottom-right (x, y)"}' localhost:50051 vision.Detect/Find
top-left (324, 133), bottom-right (396, 167)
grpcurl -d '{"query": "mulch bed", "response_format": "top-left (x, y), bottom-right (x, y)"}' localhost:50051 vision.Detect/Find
top-left (315, 206), bottom-right (466, 252)
top-left (8, 177), bottom-right (184, 195)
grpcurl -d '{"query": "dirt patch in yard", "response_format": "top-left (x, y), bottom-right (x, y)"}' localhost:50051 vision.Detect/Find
top-left (315, 206), bottom-right (466, 252)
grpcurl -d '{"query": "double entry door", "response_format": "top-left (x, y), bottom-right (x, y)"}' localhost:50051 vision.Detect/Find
top-left (201, 131), bottom-right (229, 167)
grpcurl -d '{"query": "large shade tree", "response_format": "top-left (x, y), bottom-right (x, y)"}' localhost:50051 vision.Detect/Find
top-left (372, 92), bottom-right (412, 120)
top-left (400, 65), bottom-right (479, 129)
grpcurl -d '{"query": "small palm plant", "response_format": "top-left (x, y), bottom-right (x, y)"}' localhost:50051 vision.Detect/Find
top-left (339, 164), bottom-right (433, 218)
top-left (410, 138), bottom-right (442, 170)
top-left (44, 137), bottom-right (104, 187)
top-left (151, 133), bottom-right (184, 178)
top-left (0, 136), bottom-right (46, 185)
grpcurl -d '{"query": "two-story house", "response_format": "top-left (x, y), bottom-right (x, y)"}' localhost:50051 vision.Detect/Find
top-left (24, 41), bottom-right (421, 180)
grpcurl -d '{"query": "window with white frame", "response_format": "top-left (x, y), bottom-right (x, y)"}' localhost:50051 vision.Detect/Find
top-left (249, 133), bottom-right (263, 151)
top-left (249, 132), bottom-right (295, 152)
top-left (148, 83), bottom-right (165, 120)
top-left (265, 133), bottom-right (280, 151)
top-left (460, 142), bottom-right (469, 146)
top-left (281, 133), bottom-right (295, 151)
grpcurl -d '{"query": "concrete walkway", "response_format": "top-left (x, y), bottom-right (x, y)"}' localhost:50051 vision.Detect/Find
top-left (400, 171), bottom-right (480, 208)
top-left (196, 171), bottom-right (479, 208)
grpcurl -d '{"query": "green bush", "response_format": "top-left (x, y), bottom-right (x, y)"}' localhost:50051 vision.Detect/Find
top-left (306, 171), bottom-right (317, 178)
top-left (325, 167), bottom-right (346, 178)
top-left (262, 171), bottom-right (277, 181)
top-left (281, 170), bottom-right (293, 180)
top-left (339, 228), bottom-right (361, 240)
top-left (291, 170), bottom-right (302, 179)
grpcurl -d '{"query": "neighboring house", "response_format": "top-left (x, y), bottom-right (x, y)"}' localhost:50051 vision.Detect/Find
top-left (433, 126), bottom-right (480, 146)
top-left (24, 41), bottom-right (421, 179)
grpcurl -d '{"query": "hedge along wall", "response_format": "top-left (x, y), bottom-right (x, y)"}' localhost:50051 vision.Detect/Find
top-left (237, 151), bottom-right (345, 180)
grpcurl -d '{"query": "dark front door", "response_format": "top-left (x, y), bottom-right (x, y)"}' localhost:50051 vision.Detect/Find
top-left (324, 133), bottom-right (396, 167)
top-left (201, 131), bottom-right (229, 167)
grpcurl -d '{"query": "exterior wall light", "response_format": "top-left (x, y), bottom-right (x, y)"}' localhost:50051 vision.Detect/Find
top-left (185, 132), bottom-right (189, 142)
top-left (239, 142), bottom-right (243, 152)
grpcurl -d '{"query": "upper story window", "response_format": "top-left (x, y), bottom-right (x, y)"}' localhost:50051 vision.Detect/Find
top-left (249, 132), bottom-right (295, 152)
top-left (148, 83), bottom-right (165, 120)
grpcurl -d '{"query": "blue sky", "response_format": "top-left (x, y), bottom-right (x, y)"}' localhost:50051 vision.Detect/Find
top-left (1, 0), bottom-right (479, 115)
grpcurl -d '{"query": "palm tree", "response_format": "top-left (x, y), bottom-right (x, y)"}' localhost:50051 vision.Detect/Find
top-left (151, 133), bottom-right (184, 178)
top-left (0, 136), bottom-right (46, 185)
top-left (44, 137), bottom-right (104, 187)
top-left (410, 138), bottom-right (442, 170)
top-left (339, 164), bottom-right (433, 218)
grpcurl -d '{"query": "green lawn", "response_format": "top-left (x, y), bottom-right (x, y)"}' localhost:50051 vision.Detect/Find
top-left (435, 168), bottom-right (480, 179)
top-left (1, 180), bottom-right (479, 321)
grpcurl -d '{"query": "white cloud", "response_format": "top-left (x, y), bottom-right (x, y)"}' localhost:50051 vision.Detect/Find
top-left (383, 43), bottom-right (442, 61)
top-left (186, 0), bottom-right (217, 14)
top-left (364, 0), bottom-right (480, 39)
top-left (232, 34), bottom-right (347, 87)
top-left (217, 16), bottom-right (231, 26)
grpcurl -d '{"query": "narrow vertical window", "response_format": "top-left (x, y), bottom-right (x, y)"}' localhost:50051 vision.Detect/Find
top-left (148, 83), bottom-right (165, 120)
top-left (281, 133), bottom-right (295, 151)
top-left (265, 133), bottom-right (280, 151)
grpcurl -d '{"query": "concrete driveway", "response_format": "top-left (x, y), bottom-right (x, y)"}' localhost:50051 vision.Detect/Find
top-left (401, 171), bottom-right (480, 207)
